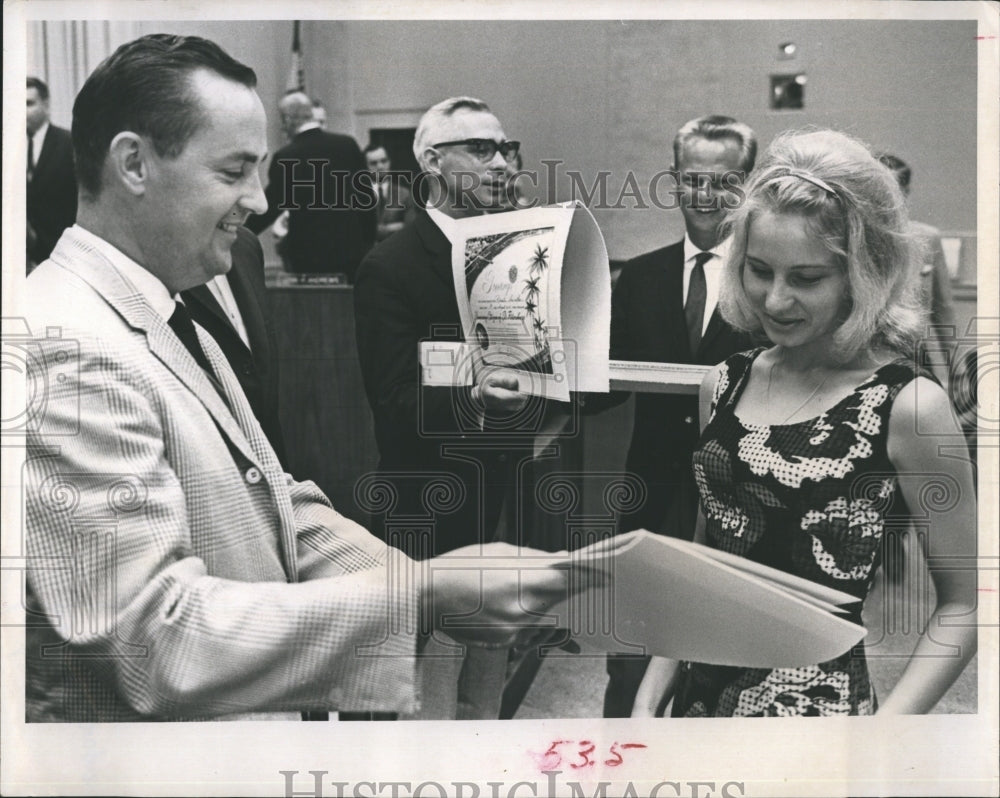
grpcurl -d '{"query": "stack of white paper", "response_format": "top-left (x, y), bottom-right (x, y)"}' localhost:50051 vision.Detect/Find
top-left (549, 531), bottom-right (866, 668)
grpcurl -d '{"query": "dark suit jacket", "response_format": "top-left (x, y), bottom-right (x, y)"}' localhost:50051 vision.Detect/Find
top-left (27, 124), bottom-right (77, 265)
top-left (375, 182), bottom-right (415, 242)
top-left (354, 211), bottom-right (543, 556)
top-left (247, 128), bottom-right (376, 280)
top-left (609, 239), bottom-right (754, 536)
top-left (181, 226), bottom-right (288, 466)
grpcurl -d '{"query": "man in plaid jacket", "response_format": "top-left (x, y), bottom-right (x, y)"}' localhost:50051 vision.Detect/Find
top-left (23, 33), bottom-right (570, 722)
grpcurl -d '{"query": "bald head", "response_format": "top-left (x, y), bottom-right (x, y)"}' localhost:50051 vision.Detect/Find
top-left (279, 91), bottom-right (315, 137)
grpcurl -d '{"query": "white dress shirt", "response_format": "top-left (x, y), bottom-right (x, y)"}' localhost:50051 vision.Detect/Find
top-left (207, 275), bottom-right (251, 350)
top-left (29, 121), bottom-right (49, 172)
top-left (681, 233), bottom-right (731, 335)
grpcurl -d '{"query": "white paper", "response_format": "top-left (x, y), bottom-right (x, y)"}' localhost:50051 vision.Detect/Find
top-left (549, 531), bottom-right (867, 667)
top-left (449, 201), bottom-right (611, 400)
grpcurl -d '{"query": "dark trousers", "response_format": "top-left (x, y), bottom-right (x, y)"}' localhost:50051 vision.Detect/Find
top-left (603, 653), bottom-right (653, 717)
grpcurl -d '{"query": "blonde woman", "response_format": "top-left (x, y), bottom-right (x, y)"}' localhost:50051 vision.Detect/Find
top-left (633, 129), bottom-right (977, 717)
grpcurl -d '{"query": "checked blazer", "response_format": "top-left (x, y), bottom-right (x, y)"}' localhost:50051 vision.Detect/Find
top-left (24, 228), bottom-right (419, 722)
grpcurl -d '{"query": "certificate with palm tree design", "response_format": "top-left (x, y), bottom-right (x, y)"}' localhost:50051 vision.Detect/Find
top-left (451, 201), bottom-right (611, 400)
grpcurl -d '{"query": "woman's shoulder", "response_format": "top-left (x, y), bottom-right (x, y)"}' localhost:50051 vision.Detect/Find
top-left (703, 346), bottom-right (760, 383)
top-left (701, 347), bottom-right (767, 408)
top-left (721, 345), bottom-right (768, 374)
top-left (854, 347), bottom-right (955, 446)
top-left (886, 374), bottom-right (962, 471)
top-left (863, 349), bottom-right (940, 397)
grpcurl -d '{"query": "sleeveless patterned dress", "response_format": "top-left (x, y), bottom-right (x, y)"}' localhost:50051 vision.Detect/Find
top-left (672, 347), bottom-right (929, 717)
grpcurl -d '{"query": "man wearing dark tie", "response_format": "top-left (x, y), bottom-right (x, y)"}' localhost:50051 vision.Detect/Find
top-left (180, 227), bottom-right (288, 466)
top-left (24, 35), bottom-right (572, 723)
top-left (26, 77), bottom-right (77, 270)
top-left (601, 114), bottom-right (758, 717)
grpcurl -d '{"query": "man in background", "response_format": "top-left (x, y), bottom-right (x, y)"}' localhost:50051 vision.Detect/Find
top-left (311, 98), bottom-right (327, 128)
top-left (599, 114), bottom-right (757, 716)
top-left (247, 91), bottom-right (375, 282)
top-left (364, 143), bottom-right (414, 242)
top-left (26, 76), bottom-right (77, 270)
top-left (270, 96), bottom-right (327, 271)
top-left (355, 97), bottom-right (542, 719)
top-left (878, 153), bottom-right (956, 384)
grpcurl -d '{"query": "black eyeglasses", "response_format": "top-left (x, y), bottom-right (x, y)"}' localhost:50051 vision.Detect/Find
top-left (432, 138), bottom-right (521, 164)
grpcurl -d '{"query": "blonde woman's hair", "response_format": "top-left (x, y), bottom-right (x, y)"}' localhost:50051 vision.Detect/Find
top-left (718, 128), bottom-right (926, 360)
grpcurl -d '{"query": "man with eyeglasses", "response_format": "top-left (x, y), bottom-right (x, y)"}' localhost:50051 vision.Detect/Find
top-left (354, 97), bottom-right (540, 719)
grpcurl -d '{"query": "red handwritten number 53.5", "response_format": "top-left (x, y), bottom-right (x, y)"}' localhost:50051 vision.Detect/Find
top-left (539, 740), bottom-right (647, 770)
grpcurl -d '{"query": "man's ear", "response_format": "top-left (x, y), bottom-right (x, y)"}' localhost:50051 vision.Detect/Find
top-left (421, 147), bottom-right (442, 175)
top-left (107, 131), bottom-right (150, 196)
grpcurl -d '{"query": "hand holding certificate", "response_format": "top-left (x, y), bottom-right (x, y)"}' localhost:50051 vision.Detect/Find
top-left (421, 201), bottom-right (611, 401)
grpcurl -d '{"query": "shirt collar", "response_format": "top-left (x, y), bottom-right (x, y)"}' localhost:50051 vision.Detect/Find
top-left (30, 121), bottom-right (50, 149)
top-left (683, 232), bottom-right (731, 266)
top-left (70, 224), bottom-right (177, 321)
top-left (294, 120), bottom-right (322, 135)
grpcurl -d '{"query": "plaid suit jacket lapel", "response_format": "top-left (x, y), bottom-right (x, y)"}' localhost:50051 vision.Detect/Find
top-left (51, 231), bottom-right (300, 579)
top-left (51, 233), bottom-right (265, 479)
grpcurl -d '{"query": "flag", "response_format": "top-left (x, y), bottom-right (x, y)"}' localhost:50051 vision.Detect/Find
top-left (287, 21), bottom-right (305, 93)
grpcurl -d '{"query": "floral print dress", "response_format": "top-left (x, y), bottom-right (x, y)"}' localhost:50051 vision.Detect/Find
top-left (671, 348), bottom-right (928, 717)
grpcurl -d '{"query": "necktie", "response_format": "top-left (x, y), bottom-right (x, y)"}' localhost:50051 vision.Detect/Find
top-left (168, 301), bottom-right (215, 376)
top-left (685, 251), bottom-right (711, 356)
top-left (27, 135), bottom-right (34, 182)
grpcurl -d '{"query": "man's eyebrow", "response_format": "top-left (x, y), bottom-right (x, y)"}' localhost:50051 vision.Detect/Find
top-left (221, 150), bottom-right (267, 164)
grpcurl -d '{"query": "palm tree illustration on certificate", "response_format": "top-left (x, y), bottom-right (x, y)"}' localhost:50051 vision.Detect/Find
top-left (463, 228), bottom-right (556, 375)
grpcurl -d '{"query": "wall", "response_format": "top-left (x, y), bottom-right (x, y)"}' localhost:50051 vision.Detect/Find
top-left (307, 19), bottom-right (977, 259)
top-left (27, 18), bottom-right (978, 263)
